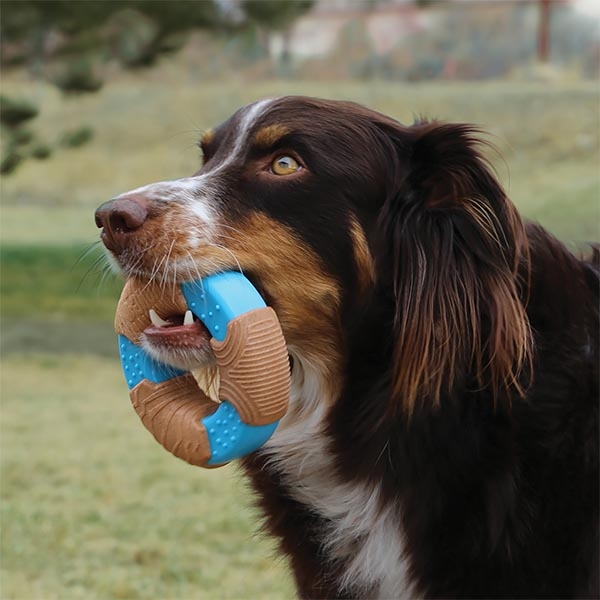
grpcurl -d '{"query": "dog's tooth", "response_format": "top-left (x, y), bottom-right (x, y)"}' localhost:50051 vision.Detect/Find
top-left (183, 310), bottom-right (194, 326)
top-left (149, 309), bottom-right (170, 327)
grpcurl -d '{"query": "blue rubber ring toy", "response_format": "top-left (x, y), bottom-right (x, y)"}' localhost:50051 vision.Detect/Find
top-left (116, 272), bottom-right (290, 467)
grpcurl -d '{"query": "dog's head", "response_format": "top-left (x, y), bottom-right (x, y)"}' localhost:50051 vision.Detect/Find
top-left (96, 96), bottom-right (531, 416)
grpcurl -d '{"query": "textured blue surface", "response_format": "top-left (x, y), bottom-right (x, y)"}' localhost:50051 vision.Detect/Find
top-left (118, 335), bottom-right (185, 388)
top-left (202, 401), bottom-right (279, 466)
top-left (181, 272), bottom-right (265, 341)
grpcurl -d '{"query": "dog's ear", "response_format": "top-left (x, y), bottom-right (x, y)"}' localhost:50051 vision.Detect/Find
top-left (377, 121), bottom-right (532, 415)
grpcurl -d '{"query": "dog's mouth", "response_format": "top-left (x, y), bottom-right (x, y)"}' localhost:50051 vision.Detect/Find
top-left (116, 265), bottom-right (274, 372)
top-left (143, 308), bottom-right (211, 349)
top-left (123, 292), bottom-right (217, 371)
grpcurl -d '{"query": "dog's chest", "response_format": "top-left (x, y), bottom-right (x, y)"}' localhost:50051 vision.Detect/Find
top-left (263, 400), bottom-right (415, 599)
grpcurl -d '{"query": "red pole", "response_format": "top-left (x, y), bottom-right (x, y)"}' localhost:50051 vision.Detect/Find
top-left (538, 0), bottom-right (551, 62)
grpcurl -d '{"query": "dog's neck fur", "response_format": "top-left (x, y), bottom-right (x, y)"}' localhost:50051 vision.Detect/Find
top-left (258, 351), bottom-right (416, 598)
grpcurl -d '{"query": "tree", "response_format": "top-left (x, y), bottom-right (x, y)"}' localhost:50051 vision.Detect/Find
top-left (1, 0), bottom-right (220, 89)
top-left (0, 0), bottom-right (221, 174)
top-left (242, 0), bottom-right (315, 70)
top-left (243, 0), bottom-right (314, 31)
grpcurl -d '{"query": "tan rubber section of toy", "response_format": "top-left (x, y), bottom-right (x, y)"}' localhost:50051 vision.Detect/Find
top-left (130, 374), bottom-right (218, 467)
top-left (210, 307), bottom-right (290, 426)
top-left (115, 277), bottom-right (186, 342)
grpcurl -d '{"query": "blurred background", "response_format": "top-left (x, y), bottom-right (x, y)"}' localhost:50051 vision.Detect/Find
top-left (1, 1), bottom-right (598, 598)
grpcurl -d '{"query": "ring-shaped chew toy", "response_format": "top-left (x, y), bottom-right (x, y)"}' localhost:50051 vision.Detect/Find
top-left (114, 272), bottom-right (290, 467)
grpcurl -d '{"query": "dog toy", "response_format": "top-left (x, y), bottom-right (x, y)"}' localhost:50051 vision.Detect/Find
top-left (114, 272), bottom-right (290, 467)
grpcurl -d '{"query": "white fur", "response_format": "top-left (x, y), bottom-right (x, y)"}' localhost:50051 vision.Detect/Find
top-left (121, 99), bottom-right (277, 253)
top-left (122, 177), bottom-right (206, 203)
top-left (226, 98), bottom-right (276, 171)
top-left (197, 97), bottom-right (277, 180)
top-left (264, 352), bottom-right (417, 599)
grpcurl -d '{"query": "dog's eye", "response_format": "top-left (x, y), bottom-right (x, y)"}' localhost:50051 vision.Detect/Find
top-left (271, 155), bottom-right (301, 176)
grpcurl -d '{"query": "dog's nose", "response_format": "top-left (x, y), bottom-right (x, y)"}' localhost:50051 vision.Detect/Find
top-left (95, 196), bottom-right (149, 253)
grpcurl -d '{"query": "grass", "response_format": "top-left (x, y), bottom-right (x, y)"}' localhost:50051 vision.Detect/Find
top-left (1, 245), bottom-right (121, 321)
top-left (1, 245), bottom-right (122, 356)
top-left (0, 75), bottom-right (598, 599)
top-left (1, 354), bottom-right (294, 599)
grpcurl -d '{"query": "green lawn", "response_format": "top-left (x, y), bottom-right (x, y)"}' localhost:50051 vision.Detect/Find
top-left (1, 245), bottom-right (120, 321)
top-left (1, 355), bottom-right (294, 599)
top-left (1, 76), bottom-right (598, 599)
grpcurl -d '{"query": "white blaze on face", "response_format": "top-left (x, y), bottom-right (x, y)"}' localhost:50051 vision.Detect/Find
top-left (114, 98), bottom-right (280, 252)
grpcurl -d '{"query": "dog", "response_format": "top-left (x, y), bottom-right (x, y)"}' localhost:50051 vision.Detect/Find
top-left (95, 96), bottom-right (599, 599)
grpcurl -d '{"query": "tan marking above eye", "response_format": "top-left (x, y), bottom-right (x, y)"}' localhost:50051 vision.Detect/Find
top-left (254, 124), bottom-right (290, 147)
top-left (200, 129), bottom-right (214, 148)
top-left (271, 155), bottom-right (301, 176)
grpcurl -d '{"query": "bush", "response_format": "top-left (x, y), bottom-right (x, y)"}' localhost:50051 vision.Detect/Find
top-left (0, 150), bottom-right (23, 175)
top-left (0, 95), bottom-right (38, 127)
top-left (59, 126), bottom-right (94, 148)
top-left (52, 59), bottom-right (103, 94)
top-left (31, 144), bottom-right (52, 160)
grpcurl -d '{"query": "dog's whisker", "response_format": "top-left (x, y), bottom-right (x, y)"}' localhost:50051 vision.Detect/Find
top-left (76, 251), bottom-right (115, 293)
top-left (143, 256), bottom-right (160, 292)
top-left (207, 243), bottom-right (244, 275)
top-left (75, 241), bottom-right (103, 265)
top-left (217, 223), bottom-right (245, 236)
top-left (185, 249), bottom-right (207, 286)
top-left (160, 239), bottom-right (176, 289)
top-left (213, 232), bottom-right (239, 243)
top-left (171, 260), bottom-right (178, 301)
top-left (147, 242), bottom-right (169, 283)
